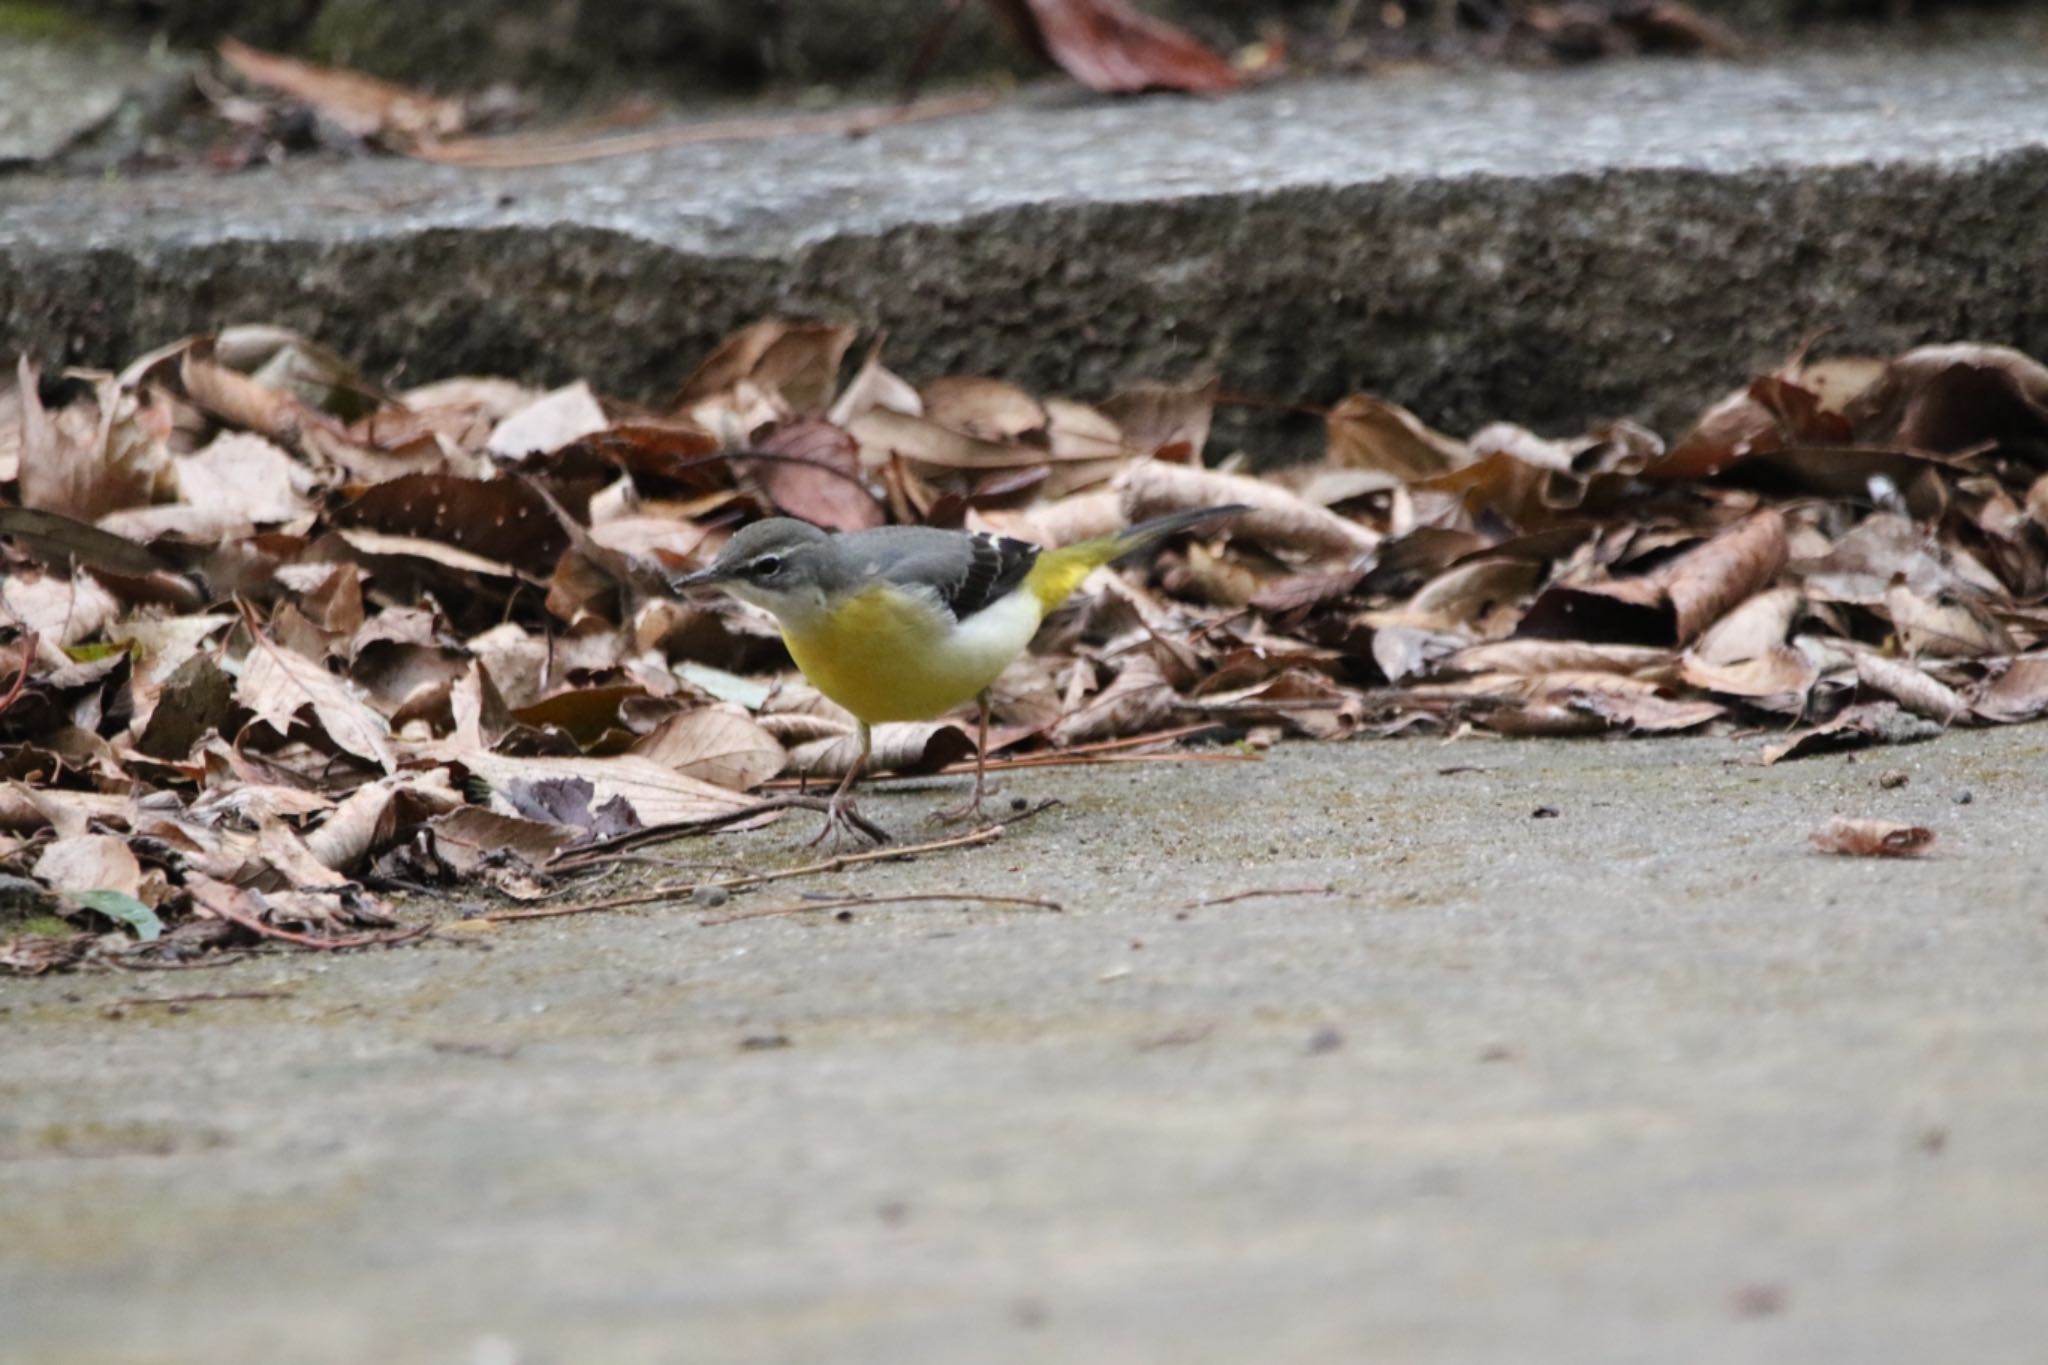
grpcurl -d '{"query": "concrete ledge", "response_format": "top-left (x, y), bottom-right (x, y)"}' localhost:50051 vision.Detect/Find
top-left (5, 46), bottom-right (2048, 440)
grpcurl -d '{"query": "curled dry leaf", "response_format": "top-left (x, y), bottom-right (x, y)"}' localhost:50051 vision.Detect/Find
top-left (1853, 652), bottom-right (1967, 723)
top-left (1692, 587), bottom-right (1805, 666)
top-left (786, 722), bottom-right (976, 780)
top-left (1810, 817), bottom-right (1936, 859)
top-left (1445, 639), bottom-right (1672, 679)
top-left (1117, 460), bottom-right (1377, 563)
top-left (1660, 510), bottom-right (1789, 644)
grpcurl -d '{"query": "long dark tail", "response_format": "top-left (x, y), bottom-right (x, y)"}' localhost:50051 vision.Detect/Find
top-left (1023, 504), bottom-right (1245, 611)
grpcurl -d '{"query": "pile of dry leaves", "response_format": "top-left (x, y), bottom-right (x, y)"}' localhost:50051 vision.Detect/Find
top-left (4, 321), bottom-right (2045, 972)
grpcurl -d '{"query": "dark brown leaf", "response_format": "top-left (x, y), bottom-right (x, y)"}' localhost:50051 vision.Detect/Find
top-left (1004, 0), bottom-right (1240, 94)
top-left (751, 419), bottom-right (885, 531)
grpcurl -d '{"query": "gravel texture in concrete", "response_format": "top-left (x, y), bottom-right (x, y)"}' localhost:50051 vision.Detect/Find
top-left (6, 46), bottom-right (2048, 440)
top-left (5, 728), bottom-right (2046, 1364)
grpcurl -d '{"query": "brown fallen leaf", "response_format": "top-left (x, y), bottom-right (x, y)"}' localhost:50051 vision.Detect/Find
top-left (1660, 510), bottom-right (1789, 644)
top-left (1325, 394), bottom-right (1472, 481)
top-left (32, 834), bottom-right (144, 899)
top-left (1442, 640), bottom-right (1673, 679)
top-left (1759, 702), bottom-right (1943, 765)
top-left (1852, 652), bottom-right (1967, 723)
top-left (1050, 652), bottom-right (1177, 746)
top-left (675, 320), bottom-right (856, 417)
top-left (750, 418), bottom-right (885, 532)
top-left (456, 751), bottom-right (759, 829)
top-left (173, 433), bottom-right (314, 526)
top-left (238, 633), bottom-right (398, 773)
top-left (1972, 652), bottom-right (2048, 723)
top-left (218, 38), bottom-right (466, 147)
top-left (998, 0), bottom-right (1241, 94)
top-left (1810, 817), bottom-right (1936, 859)
top-left (631, 705), bottom-right (786, 790)
top-left (1679, 646), bottom-right (1818, 703)
top-left (1847, 343), bottom-right (2048, 454)
top-left (1101, 378), bottom-right (1216, 461)
top-left (1691, 587), bottom-right (1805, 666)
top-left (1517, 510), bottom-right (1786, 647)
top-left (15, 360), bottom-right (169, 522)
top-left (1884, 585), bottom-right (2015, 659)
top-left (1117, 460), bottom-right (1374, 563)
top-left (786, 721), bottom-right (977, 780)
top-left (334, 473), bottom-right (565, 571)
top-left (486, 382), bottom-right (610, 459)
top-left (919, 376), bottom-right (1048, 443)
top-left (428, 807), bottom-right (576, 880)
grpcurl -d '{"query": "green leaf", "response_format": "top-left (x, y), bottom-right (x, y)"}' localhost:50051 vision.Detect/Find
top-left (70, 890), bottom-right (163, 942)
top-left (676, 661), bottom-right (773, 711)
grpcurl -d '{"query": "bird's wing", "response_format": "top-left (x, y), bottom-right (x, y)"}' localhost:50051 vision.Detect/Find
top-left (838, 526), bottom-right (1042, 622)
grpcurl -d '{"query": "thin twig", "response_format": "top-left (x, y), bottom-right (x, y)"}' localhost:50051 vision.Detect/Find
top-left (700, 891), bottom-right (1061, 927)
top-left (107, 953), bottom-right (252, 972)
top-left (412, 91), bottom-right (999, 169)
top-left (486, 803), bottom-right (1059, 925)
top-left (1177, 884), bottom-right (1336, 910)
top-left (488, 825), bottom-right (1004, 923)
top-left (107, 990), bottom-right (294, 1008)
top-left (0, 631), bottom-right (37, 718)
top-left (546, 794), bottom-right (831, 868)
top-left (197, 895), bottom-right (430, 951)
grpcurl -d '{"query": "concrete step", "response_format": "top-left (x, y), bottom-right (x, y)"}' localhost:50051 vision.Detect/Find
top-left (4, 42), bottom-right (2047, 444)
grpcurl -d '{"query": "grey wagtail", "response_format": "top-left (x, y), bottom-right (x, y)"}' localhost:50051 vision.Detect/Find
top-left (674, 505), bottom-right (1242, 843)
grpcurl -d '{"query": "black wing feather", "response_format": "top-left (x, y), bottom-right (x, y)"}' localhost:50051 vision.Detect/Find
top-left (943, 532), bottom-right (1040, 620)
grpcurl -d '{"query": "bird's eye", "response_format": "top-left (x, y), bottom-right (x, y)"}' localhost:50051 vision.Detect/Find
top-left (750, 554), bottom-right (783, 578)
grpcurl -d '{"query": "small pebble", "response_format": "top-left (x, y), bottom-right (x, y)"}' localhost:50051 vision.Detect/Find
top-left (1305, 1027), bottom-right (1345, 1055)
top-left (690, 885), bottom-right (730, 909)
top-left (1878, 769), bottom-right (1909, 789)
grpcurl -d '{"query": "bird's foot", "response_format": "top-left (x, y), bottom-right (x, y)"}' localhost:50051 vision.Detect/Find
top-left (927, 778), bottom-right (1000, 829)
top-left (803, 792), bottom-right (891, 848)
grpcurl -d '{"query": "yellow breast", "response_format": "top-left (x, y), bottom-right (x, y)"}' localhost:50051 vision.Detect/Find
top-left (781, 584), bottom-right (1041, 724)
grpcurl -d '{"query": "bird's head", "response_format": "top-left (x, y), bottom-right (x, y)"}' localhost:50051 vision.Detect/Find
top-left (672, 518), bottom-right (841, 624)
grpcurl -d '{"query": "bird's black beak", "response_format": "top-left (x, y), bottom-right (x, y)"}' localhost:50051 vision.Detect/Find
top-left (670, 566), bottom-right (728, 596)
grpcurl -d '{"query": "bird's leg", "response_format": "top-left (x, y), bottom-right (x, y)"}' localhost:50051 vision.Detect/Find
top-left (810, 720), bottom-right (890, 847)
top-left (932, 691), bottom-right (998, 827)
